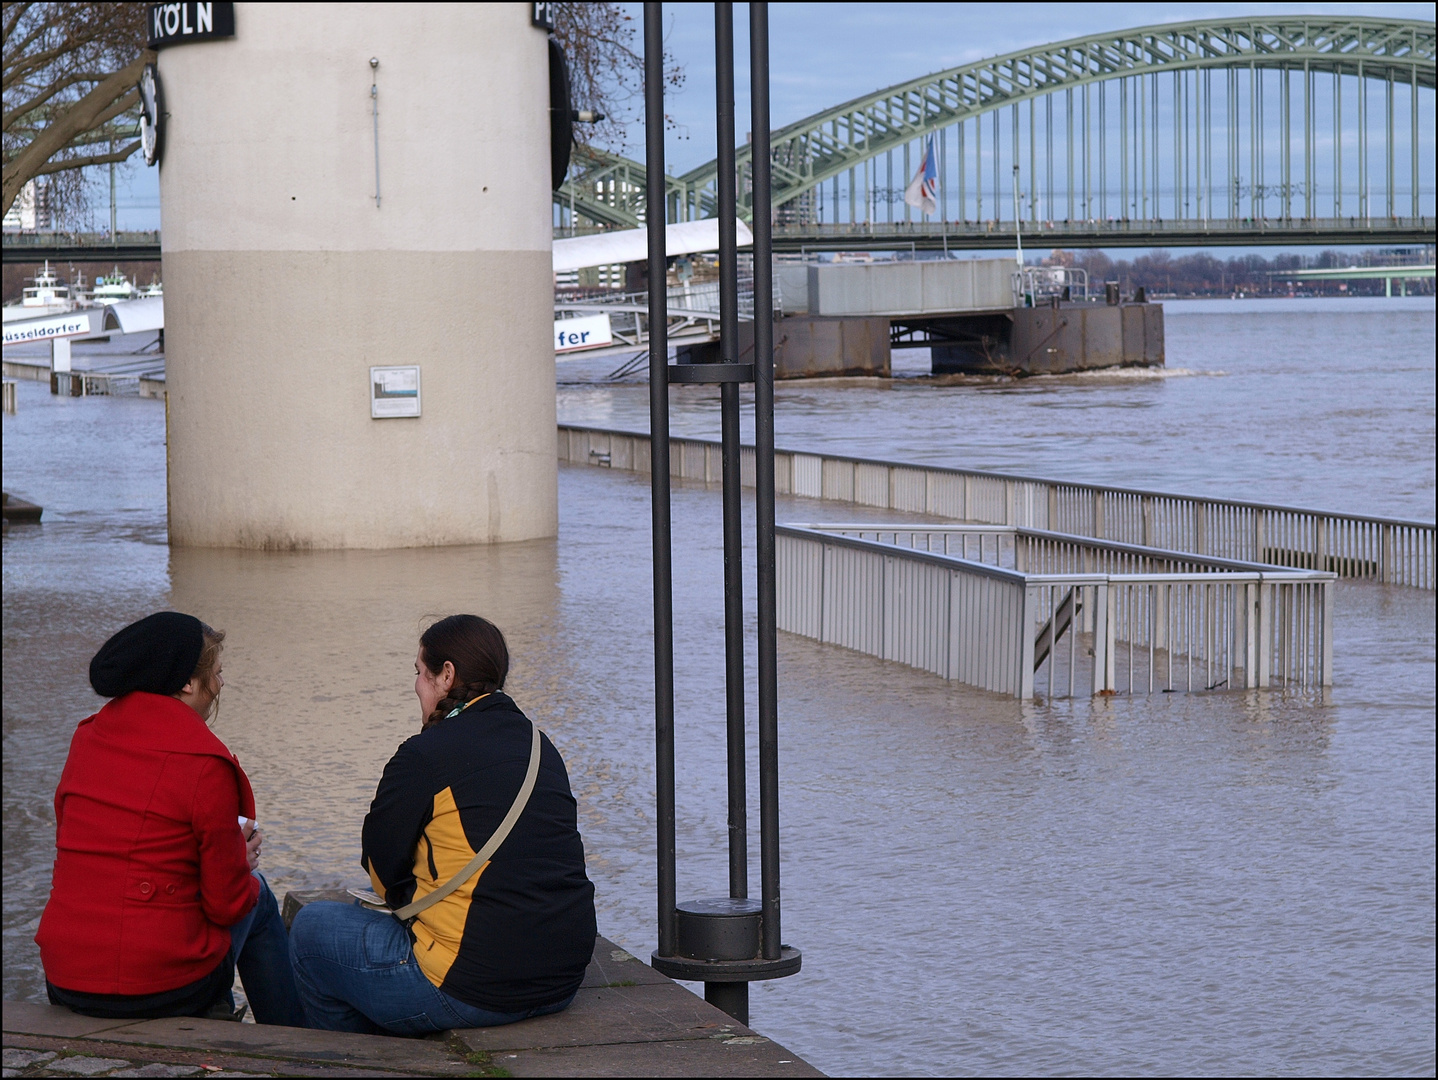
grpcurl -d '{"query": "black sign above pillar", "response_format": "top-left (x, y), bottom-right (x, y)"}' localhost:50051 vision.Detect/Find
top-left (148, 2), bottom-right (235, 49)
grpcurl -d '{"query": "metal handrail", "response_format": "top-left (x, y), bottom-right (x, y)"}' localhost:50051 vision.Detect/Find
top-left (777, 523), bottom-right (1027, 583)
top-left (558, 424), bottom-right (1434, 589)
top-left (776, 522), bottom-right (1335, 698)
top-left (560, 422), bottom-right (1432, 529)
top-left (1013, 266), bottom-right (1089, 306)
top-left (800, 522), bottom-right (1328, 575)
top-left (782, 523), bottom-right (1333, 584)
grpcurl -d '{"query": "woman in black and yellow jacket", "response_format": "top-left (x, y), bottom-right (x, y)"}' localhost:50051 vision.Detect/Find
top-left (289, 616), bottom-right (596, 1033)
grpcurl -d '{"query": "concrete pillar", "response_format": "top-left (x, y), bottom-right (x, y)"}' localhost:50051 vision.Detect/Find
top-left (157, 4), bottom-right (556, 548)
top-left (51, 336), bottom-right (71, 373)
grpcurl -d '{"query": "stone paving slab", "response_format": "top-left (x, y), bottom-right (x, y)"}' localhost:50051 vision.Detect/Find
top-left (2, 1006), bottom-right (134, 1041)
top-left (579, 945), bottom-right (671, 989)
top-left (4, 934), bottom-right (823, 1077)
top-left (491, 1037), bottom-right (826, 1077)
top-left (90, 1019), bottom-right (468, 1075)
top-left (0, 1034), bottom-right (440, 1078)
top-left (455, 982), bottom-right (746, 1052)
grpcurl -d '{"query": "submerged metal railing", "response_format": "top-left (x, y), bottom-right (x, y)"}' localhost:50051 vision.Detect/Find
top-left (777, 524), bottom-right (1334, 700)
top-left (1013, 265), bottom-right (1089, 306)
top-left (833, 523), bottom-right (1305, 575)
top-left (557, 424), bottom-right (1435, 589)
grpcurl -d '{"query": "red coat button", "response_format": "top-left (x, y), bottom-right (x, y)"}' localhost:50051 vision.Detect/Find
top-left (139, 882), bottom-right (153, 895)
top-left (165, 884), bottom-right (176, 895)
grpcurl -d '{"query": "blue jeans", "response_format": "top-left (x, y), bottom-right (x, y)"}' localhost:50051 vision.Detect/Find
top-left (288, 901), bottom-right (576, 1034)
top-left (228, 872), bottom-right (306, 1026)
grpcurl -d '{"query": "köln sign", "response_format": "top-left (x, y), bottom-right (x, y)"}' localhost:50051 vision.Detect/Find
top-left (148, 2), bottom-right (235, 48)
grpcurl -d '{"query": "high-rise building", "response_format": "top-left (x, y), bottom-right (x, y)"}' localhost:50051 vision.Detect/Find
top-left (2, 180), bottom-right (52, 231)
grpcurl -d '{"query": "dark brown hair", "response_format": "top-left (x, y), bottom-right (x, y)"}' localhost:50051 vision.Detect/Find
top-left (192, 622), bottom-right (226, 723)
top-left (419, 615), bottom-right (509, 729)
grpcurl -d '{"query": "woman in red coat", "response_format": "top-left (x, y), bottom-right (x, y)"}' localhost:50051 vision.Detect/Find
top-left (36, 612), bottom-right (304, 1024)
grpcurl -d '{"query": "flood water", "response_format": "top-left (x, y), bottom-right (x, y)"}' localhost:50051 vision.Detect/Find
top-left (4, 298), bottom-right (1434, 1076)
top-left (560, 297), bottom-right (1436, 520)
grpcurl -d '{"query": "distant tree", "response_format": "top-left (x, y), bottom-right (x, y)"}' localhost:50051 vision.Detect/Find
top-left (1073, 249), bottom-right (1116, 281)
top-left (1045, 246), bottom-right (1428, 298)
top-left (550, 1), bottom-right (684, 154)
top-left (2, 2), bottom-right (148, 218)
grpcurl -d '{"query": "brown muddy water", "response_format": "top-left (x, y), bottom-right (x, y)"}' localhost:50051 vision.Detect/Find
top-left (4, 299), bottom-right (1434, 1076)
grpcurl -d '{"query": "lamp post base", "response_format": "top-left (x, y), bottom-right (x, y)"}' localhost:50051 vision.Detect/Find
top-left (652, 947), bottom-right (802, 1024)
top-left (705, 981), bottom-right (750, 1024)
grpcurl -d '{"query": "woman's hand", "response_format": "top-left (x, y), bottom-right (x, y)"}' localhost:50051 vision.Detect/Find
top-left (242, 819), bottom-right (262, 871)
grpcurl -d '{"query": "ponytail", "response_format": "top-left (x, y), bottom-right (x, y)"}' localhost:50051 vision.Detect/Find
top-left (418, 615), bottom-right (509, 729)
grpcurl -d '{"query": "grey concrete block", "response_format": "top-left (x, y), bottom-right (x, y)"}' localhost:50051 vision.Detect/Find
top-left (810, 258), bottom-right (1011, 317)
top-left (494, 1037), bottom-right (826, 1077)
top-left (95, 1018), bottom-right (466, 1075)
top-left (580, 940), bottom-right (671, 988)
top-left (454, 982), bottom-right (750, 1052)
top-left (46, 1057), bottom-right (135, 1076)
top-left (106, 1065), bottom-right (204, 1077)
top-left (1, 1003), bottom-right (136, 1040)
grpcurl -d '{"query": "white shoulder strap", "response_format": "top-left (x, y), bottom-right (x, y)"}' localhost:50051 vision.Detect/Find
top-left (391, 720), bottom-right (541, 922)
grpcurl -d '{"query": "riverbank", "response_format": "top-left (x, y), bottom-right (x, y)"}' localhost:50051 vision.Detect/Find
top-left (2, 935), bottom-right (822, 1078)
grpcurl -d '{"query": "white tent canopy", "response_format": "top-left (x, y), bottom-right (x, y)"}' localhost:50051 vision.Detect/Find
top-left (553, 218), bottom-right (753, 273)
top-left (104, 295), bottom-right (164, 334)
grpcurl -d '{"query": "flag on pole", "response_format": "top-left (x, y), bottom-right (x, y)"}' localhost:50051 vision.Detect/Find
top-left (904, 135), bottom-right (939, 216)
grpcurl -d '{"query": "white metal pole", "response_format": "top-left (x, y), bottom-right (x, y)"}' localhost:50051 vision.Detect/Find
top-left (1012, 164), bottom-right (1023, 268)
top-left (370, 58), bottom-right (381, 209)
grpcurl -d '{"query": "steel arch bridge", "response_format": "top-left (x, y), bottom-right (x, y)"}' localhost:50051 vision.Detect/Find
top-left (554, 15), bottom-right (1435, 250)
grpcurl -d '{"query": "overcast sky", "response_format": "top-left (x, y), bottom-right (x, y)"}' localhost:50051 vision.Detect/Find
top-left (103, 3), bottom-right (1431, 234)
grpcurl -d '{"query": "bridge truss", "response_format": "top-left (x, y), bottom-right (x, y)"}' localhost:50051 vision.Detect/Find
top-left (555, 16), bottom-right (1435, 249)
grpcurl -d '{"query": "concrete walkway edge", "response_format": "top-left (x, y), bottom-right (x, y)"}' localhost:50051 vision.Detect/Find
top-left (3, 936), bottom-right (823, 1078)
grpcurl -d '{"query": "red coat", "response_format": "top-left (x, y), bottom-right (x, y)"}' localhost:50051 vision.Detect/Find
top-left (35, 692), bottom-right (260, 995)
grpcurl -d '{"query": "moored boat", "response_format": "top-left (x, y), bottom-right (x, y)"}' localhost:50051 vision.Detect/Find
top-left (90, 267), bottom-right (137, 306)
top-left (2, 261), bottom-right (75, 322)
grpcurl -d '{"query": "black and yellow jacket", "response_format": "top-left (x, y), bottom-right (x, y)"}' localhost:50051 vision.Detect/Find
top-left (361, 692), bottom-right (596, 1012)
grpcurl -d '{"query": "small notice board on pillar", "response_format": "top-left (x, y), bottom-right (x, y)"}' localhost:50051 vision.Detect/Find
top-left (370, 366), bottom-right (421, 418)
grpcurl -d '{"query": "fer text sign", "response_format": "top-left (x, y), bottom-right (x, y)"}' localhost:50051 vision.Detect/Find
top-left (554, 314), bottom-right (613, 354)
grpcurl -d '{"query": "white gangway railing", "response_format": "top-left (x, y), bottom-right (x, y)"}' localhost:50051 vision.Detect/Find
top-left (557, 425), bottom-right (1434, 589)
top-left (777, 524), bottom-right (1335, 700)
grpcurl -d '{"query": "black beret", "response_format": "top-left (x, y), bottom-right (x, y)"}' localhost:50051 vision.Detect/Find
top-left (90, 612), bottom-right (205, 698)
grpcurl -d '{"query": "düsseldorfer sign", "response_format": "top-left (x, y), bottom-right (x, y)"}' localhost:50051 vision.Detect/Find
top-left (147, 2), bottom-right (235, 49)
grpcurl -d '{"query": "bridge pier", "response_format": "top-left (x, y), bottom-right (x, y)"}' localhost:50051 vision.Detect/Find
top-left (678, 315), bottom-right (891, 378)
top-left (927, 300), bottom-right (1163, 375)
top-left (156, 5), bottom-right (556, 549)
